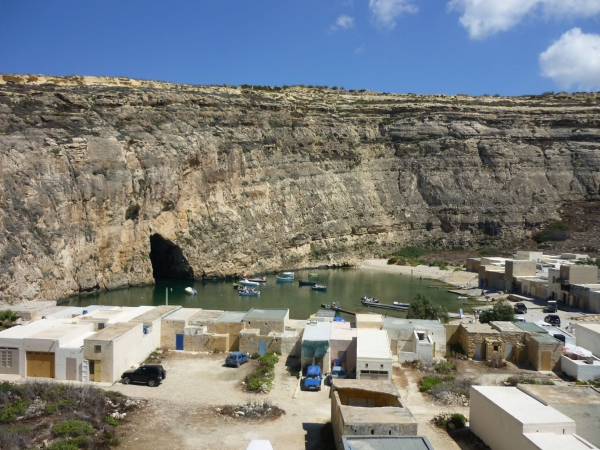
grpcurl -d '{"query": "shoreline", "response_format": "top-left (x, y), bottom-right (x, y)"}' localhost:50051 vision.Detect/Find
top-left (358, 259), bottom-right (478, 287)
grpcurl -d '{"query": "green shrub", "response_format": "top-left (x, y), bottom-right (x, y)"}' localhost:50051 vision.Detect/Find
top-left (0, 398), bottom-right (31, 424)
top-left (420, 376), bottom-right (443, 392)
top-left (104, 416), bottom-right (119, 426)
top-left (52, 420), bottom-right (94, 437)
top-left (47, 436), bottom-right (93, 450)
top-left (393, 246), bottom-right (427, 259)
top-left (434, 361), bottom-right (456, 374)
top-left (449, 413), bottom-right (467, 429)
top-left (251, 352), bottom-right (261, 360)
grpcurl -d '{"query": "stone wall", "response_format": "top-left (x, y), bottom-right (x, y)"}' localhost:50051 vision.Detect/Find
top-left (526, 334), bottom-right (564, 371)
top-left (239, 329), bottom-right (282, 355)
top-left (161, 320), bottom-right (185, 350)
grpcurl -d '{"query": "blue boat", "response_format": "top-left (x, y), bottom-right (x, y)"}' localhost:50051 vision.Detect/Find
top-left (312, 284), bottom-right (327, 292)
top-left (299, 280), bottom-right (317, 287)
top-left (276, 276), bottom-right (294, 282)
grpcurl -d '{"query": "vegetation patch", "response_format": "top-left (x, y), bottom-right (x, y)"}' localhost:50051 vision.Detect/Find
top-left (216, 399), bottom-right (285, 420)
top-left (407, 293), bottom-right (450, 323)
top-left (533, 221), bottom-right (569, 243)
top-left (434, 361), bottom-right (456, 374)
top-left (479, 300), bottom-right (515, 323)
top-left (0, 381), bottom-right (137, 450)
top-left (505, 375), bottom-right (555, 386)
top-left (432, 412), bottom-right (468, 430)
top-left (245, 350), bottom-right (280, 393)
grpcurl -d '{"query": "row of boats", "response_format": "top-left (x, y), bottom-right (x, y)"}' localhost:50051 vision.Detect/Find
top-left (234, 272), bottom-right (328, 295)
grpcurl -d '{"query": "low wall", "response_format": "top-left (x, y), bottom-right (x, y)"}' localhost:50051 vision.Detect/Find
top-left (561, 355), bottom-right (600, 381)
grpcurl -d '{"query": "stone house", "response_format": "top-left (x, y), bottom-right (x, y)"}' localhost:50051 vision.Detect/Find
top-left (331, 380), bottom-right (418, 450)
top-left (548, 264), bottom-right (599, 305)
top-left (160, 308), bottom-right (202, 350)
top-left (457, 323), bottom-right (502, 361)
top-left (569, 284), bottom-right (600, 314)
top-left (383, 318), bottom-right (446, 362)
top-left (239, 308), bottom-right (292, 356)
top-left (525, 334), bottom-right (564, 371)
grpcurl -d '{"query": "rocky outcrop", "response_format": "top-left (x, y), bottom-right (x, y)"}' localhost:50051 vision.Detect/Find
top-left (1, 74), bottom-right (599, 302)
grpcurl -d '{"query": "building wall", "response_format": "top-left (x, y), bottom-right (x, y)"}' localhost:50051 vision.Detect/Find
top-left (242, 317), bottom-right (285, 335)
top-left (239, 329), bottom-right (282, 355)
top-left (574, 325), bottom-right (600, 358)
top-left (525, 335), bottom-right (563, 371)
top-left (161, 319), bottom-right (186, 350)
top-left (466, 258), bottom-right (481, 273)
top-left (505, 261), bottom-right (536, 292)
top-left (330, 337), bottom-right (357, 371)
top-left (561, 355), bottom-right (600, 381)
top-left (215, 322), bottom-right (245, 351)
top-left (55, 346), bottom-right (85, 381)
top-left (569, 265), bottom-right (599, 285)
top-left (356, 357), bottom-right (392, 380)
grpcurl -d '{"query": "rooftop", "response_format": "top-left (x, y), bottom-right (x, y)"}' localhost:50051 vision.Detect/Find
top-left (302, 321), bottom-right (332, 342)
top-left (340, 405), bottom-right (417, 426)
top-left (131, 305), bottom-right (181, 323)
top-left (162, 307), bottom-right (202, 322)
top-left (576, 323), bottom-right (600, 334)
top-left (341, 436), bottom-right (434, 450)
top-left (333, 379), bottom-right (400, 397)
top-left (0, 318), bottom-right (64, 338)
top-left (524, 434), bottom-right (596, 450)
top-left (471, 386), bottom-right (575, 427)
top-left (188, 310), bottom-right (225, 323)
top-left (86, 322), bottom-right (140, 341)
top-left (331, 326), bottom-right (357, 341)
top-left (490, 321), bottom-right (524, 333)
top-left (530, 334), bottom-right (561, 344)
top-left (460, 323), bottom-right (499, 334)
top-left (28, 323), bottom-right (93, 342)
top-left (244, 308), bottom-right (288, 321)
top-left (357, 329), bottom-right (392, 359)
top-left (383, 317), bottom-right (445, 330)
top-left (514, 322), bottom-right (549, 334)
top-left (217, 311), bottom-right (248, 323)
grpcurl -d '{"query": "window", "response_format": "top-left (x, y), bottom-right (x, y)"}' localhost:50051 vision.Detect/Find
top-left (94, 345), bottom-right (101, 353)
top-left (493, 345), bottom-right (499, 351)
top-left (98, 323), bottom-right (105, 330)
top-left (0, 348), bottom-right (14, 368)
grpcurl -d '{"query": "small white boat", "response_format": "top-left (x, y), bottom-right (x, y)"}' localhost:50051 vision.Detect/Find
top-left (457, 296), bottom-right (468, 300)
top-left (283, 272), bottom-right (295, 278)
top-left (185, 287), bottom-right (197, 295)
top-left (239, 279), bottom-right (260, 286)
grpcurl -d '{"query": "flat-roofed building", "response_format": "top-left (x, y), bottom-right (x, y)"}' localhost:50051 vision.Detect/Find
top-left (470, 386), bottom-right (595, 450)
top-left (161, 308), bottom-right (202, 350)
top-left (574, 323), bottom-right (600, 359)
top-left (330, 321), bottom-right (357, 375)
top-left (341, 436), bottom-right (434, 450)
top-left (383, 318), bottom-right (446, 362)
top-left (355, 314), bottom-right (383, 330)
top-left (356, 329), bottom-right (392, 380)
top-left (301, 321), bottom-right (333, 372)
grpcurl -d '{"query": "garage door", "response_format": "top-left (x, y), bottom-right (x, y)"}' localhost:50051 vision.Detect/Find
top-left (26, 351), bottom-right (55, 378)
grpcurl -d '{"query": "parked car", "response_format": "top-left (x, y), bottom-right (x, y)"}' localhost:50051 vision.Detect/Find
top-left (327, 366), bottom-right (346, 385)
top-left (225, 351), bottom-right (250, 368)
top-left (544, 314), bottom-right (561, 326)
top-left (514, 303), bottom-right (527, 314)
top-left (546, 300), bottom-right (558, 313)
top-left (303, 365), bottom-right (323, 391)
top-left (121, 364), bottom-right (166, 387)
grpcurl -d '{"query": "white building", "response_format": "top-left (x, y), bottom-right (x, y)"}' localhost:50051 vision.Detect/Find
top-left (356, 329), bottom-right (393, 380)
top-left (470, 386), bottom-right (596, 450)
top-left (574, 323), bottom-right (600, 359)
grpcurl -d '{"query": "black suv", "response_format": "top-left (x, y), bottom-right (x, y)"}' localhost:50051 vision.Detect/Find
top-left (544, 314), bottom-right (561, 327)
top-left (121, 364), bottom-right (166, 387)
top-left (514, 303), bottom-right (527, 314)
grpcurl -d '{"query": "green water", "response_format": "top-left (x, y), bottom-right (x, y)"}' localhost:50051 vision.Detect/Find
top-left (64, 268), bottom-right (479, 320)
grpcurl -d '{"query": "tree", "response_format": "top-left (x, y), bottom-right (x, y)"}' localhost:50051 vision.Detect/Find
top-left (406, 293), bottom-right (450, 324)
top-left (479, 300), bottom-right (515, 324)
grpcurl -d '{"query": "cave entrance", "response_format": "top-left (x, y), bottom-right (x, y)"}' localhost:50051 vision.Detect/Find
top-left (149, 234), bottom-right (194, 280)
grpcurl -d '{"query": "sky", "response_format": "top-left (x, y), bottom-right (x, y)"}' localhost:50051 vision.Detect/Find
top-left (1, 0), bottom-right (599, 96)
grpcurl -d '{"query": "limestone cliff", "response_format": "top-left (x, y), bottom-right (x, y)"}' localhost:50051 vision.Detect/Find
top-left (1, 74), bottom-right (599, 302)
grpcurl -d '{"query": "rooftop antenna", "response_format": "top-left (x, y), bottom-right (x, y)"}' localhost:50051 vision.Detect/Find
top-left (165, 287), bottom-right (169, 306)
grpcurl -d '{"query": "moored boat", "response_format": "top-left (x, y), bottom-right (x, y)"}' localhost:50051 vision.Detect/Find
top-left (283, 272), bottom-right (295, 278)
top-left (276, 275), bottom-right (294, 282)
top-left (248, 277), bottom-right (267, 283)
top-left (312, 284), bottom-right (327, 292)
top-left (308, 273), bottom-right (318, 278)
top-left (239, 279), bottom-right (260, 286)
top-left (457, 296), bottom-right (468, 300)
top-left (299, 280), bottom-right (317, 287)
top-left (238, 287), bottom-right (260, 296)
top-left (184, 287), bottom-right (197, 295)
top-left (361, 296), bottom-right (378, 303)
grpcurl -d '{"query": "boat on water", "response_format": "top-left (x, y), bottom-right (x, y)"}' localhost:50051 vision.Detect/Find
top-left (238, 287), bottom-right (260, 296)
top-left (312, 284), bottom-right (327, 292)
top-left (248, 277), bottom-right (267, 283)
top-left (308, 273), bottom-right (318, 278)
top-left (276, 275), bottom-right (294, 282)
top-left (457, 296), bottom-right (468, 300)
top-left (321, 302), bottom-right (340, 310)
top-left (299, 280), bottom-right (317, 287)
top-left (239, 279), bottom-right (260, 286)
top-left (283, 272), bottom-right (295, 278)
top-left (184, 287), bottom-right (197, 295)
top-left (361, 296), bottom-right (378, 303)
top-left (360, 299), bottom-right (409, 310)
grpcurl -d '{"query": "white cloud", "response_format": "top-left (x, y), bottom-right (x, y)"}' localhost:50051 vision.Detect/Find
top-left (540, 28), bottom-right (600, 91)
top-left (369, 0), bottom-right (418, 30)
top-left (332, 14), bottom-right (355, 31)
top-left (448, 0), bottom-right (600, 39)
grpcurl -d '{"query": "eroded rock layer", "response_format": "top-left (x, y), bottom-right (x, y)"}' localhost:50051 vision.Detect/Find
top-left (1, 74), bottom-right (599, 302)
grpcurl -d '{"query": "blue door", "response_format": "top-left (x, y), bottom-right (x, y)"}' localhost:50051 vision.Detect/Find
top-left (176, 333), bottom-right (184, 351)
top-left (259, 340), bottom-right (267, 356)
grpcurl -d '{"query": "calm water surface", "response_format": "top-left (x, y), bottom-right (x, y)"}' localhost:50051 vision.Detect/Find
top-left (65, 268), bottom-right (480, 320)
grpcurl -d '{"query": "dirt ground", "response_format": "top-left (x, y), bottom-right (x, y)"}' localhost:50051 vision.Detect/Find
top-left (104, 350), bottom-right (566, 450)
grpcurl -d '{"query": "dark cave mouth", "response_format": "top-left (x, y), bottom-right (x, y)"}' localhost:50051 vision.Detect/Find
top-left (149, 233), bottom-right (194, 280)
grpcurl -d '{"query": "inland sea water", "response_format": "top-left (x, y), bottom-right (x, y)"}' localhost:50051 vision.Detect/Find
top-left (64, 268), bottom-right (480, 320)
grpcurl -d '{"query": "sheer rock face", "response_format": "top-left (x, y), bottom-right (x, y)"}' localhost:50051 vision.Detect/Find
top-left (0, 74), bottom-right (599, 302)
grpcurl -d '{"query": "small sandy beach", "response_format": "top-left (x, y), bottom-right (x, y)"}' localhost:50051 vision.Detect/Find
top-left (358, 259), bottom-right (478, 287)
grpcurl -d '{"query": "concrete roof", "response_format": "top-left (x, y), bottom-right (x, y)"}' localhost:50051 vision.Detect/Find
top-left (28, 323), bottom-right (93, 342)
top-left (316, 310), bottom-right (336, 319)
top-left (577, 323), bottom-right (600, 334)
top-left (61, 331), bottom-right (99, 348)
top-left (383, 317), bottom-right (445, 330)
top-left (162, 307), bottom-right (202, 322)
top-left (514, 322), bottom-right (549, 334)
top-left (340, 405), bottom-right (417, 426)
top-left (490, 321), bottom-right (524, 332)
top-left (188, 310), bottom-right (225, 323)
top-left (0, 318), bottom-right (65, 338)
top-left (80, 306), bottom-right (154, 323)
top-left (131, 305), bottom-right (181, 323)
top-left (518, 385), bottom-right (600, 448)
top-left (302, 322), bottom-right (332, 342)
top-left (217, 311), bottom-right (247, 323)
top-left (342, 436), bottom-right (434, 450)
top-left (356, 313), bottom-right (383, 324)
top-left (357, 329), bottom-right (392, 360)
top-left (461, 323), bottom-right (499, 334)
top-left (471, 386), bottom-right (575, 427)
top-left (331, 326), bottom-right (357, 341)
top-left (333, 379), bottom-right (400, 397)
top-left (530, 334), bottom-right (561, 344)
top-left (86, 322), bottom-right (140, 342)
top-left (524, 433), bottom-right (595, 450)
top-left (244, 308), bottom-right (288, 321)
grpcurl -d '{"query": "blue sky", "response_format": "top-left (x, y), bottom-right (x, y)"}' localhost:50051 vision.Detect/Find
top-left (1, 0), bottom-right (599, 95)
